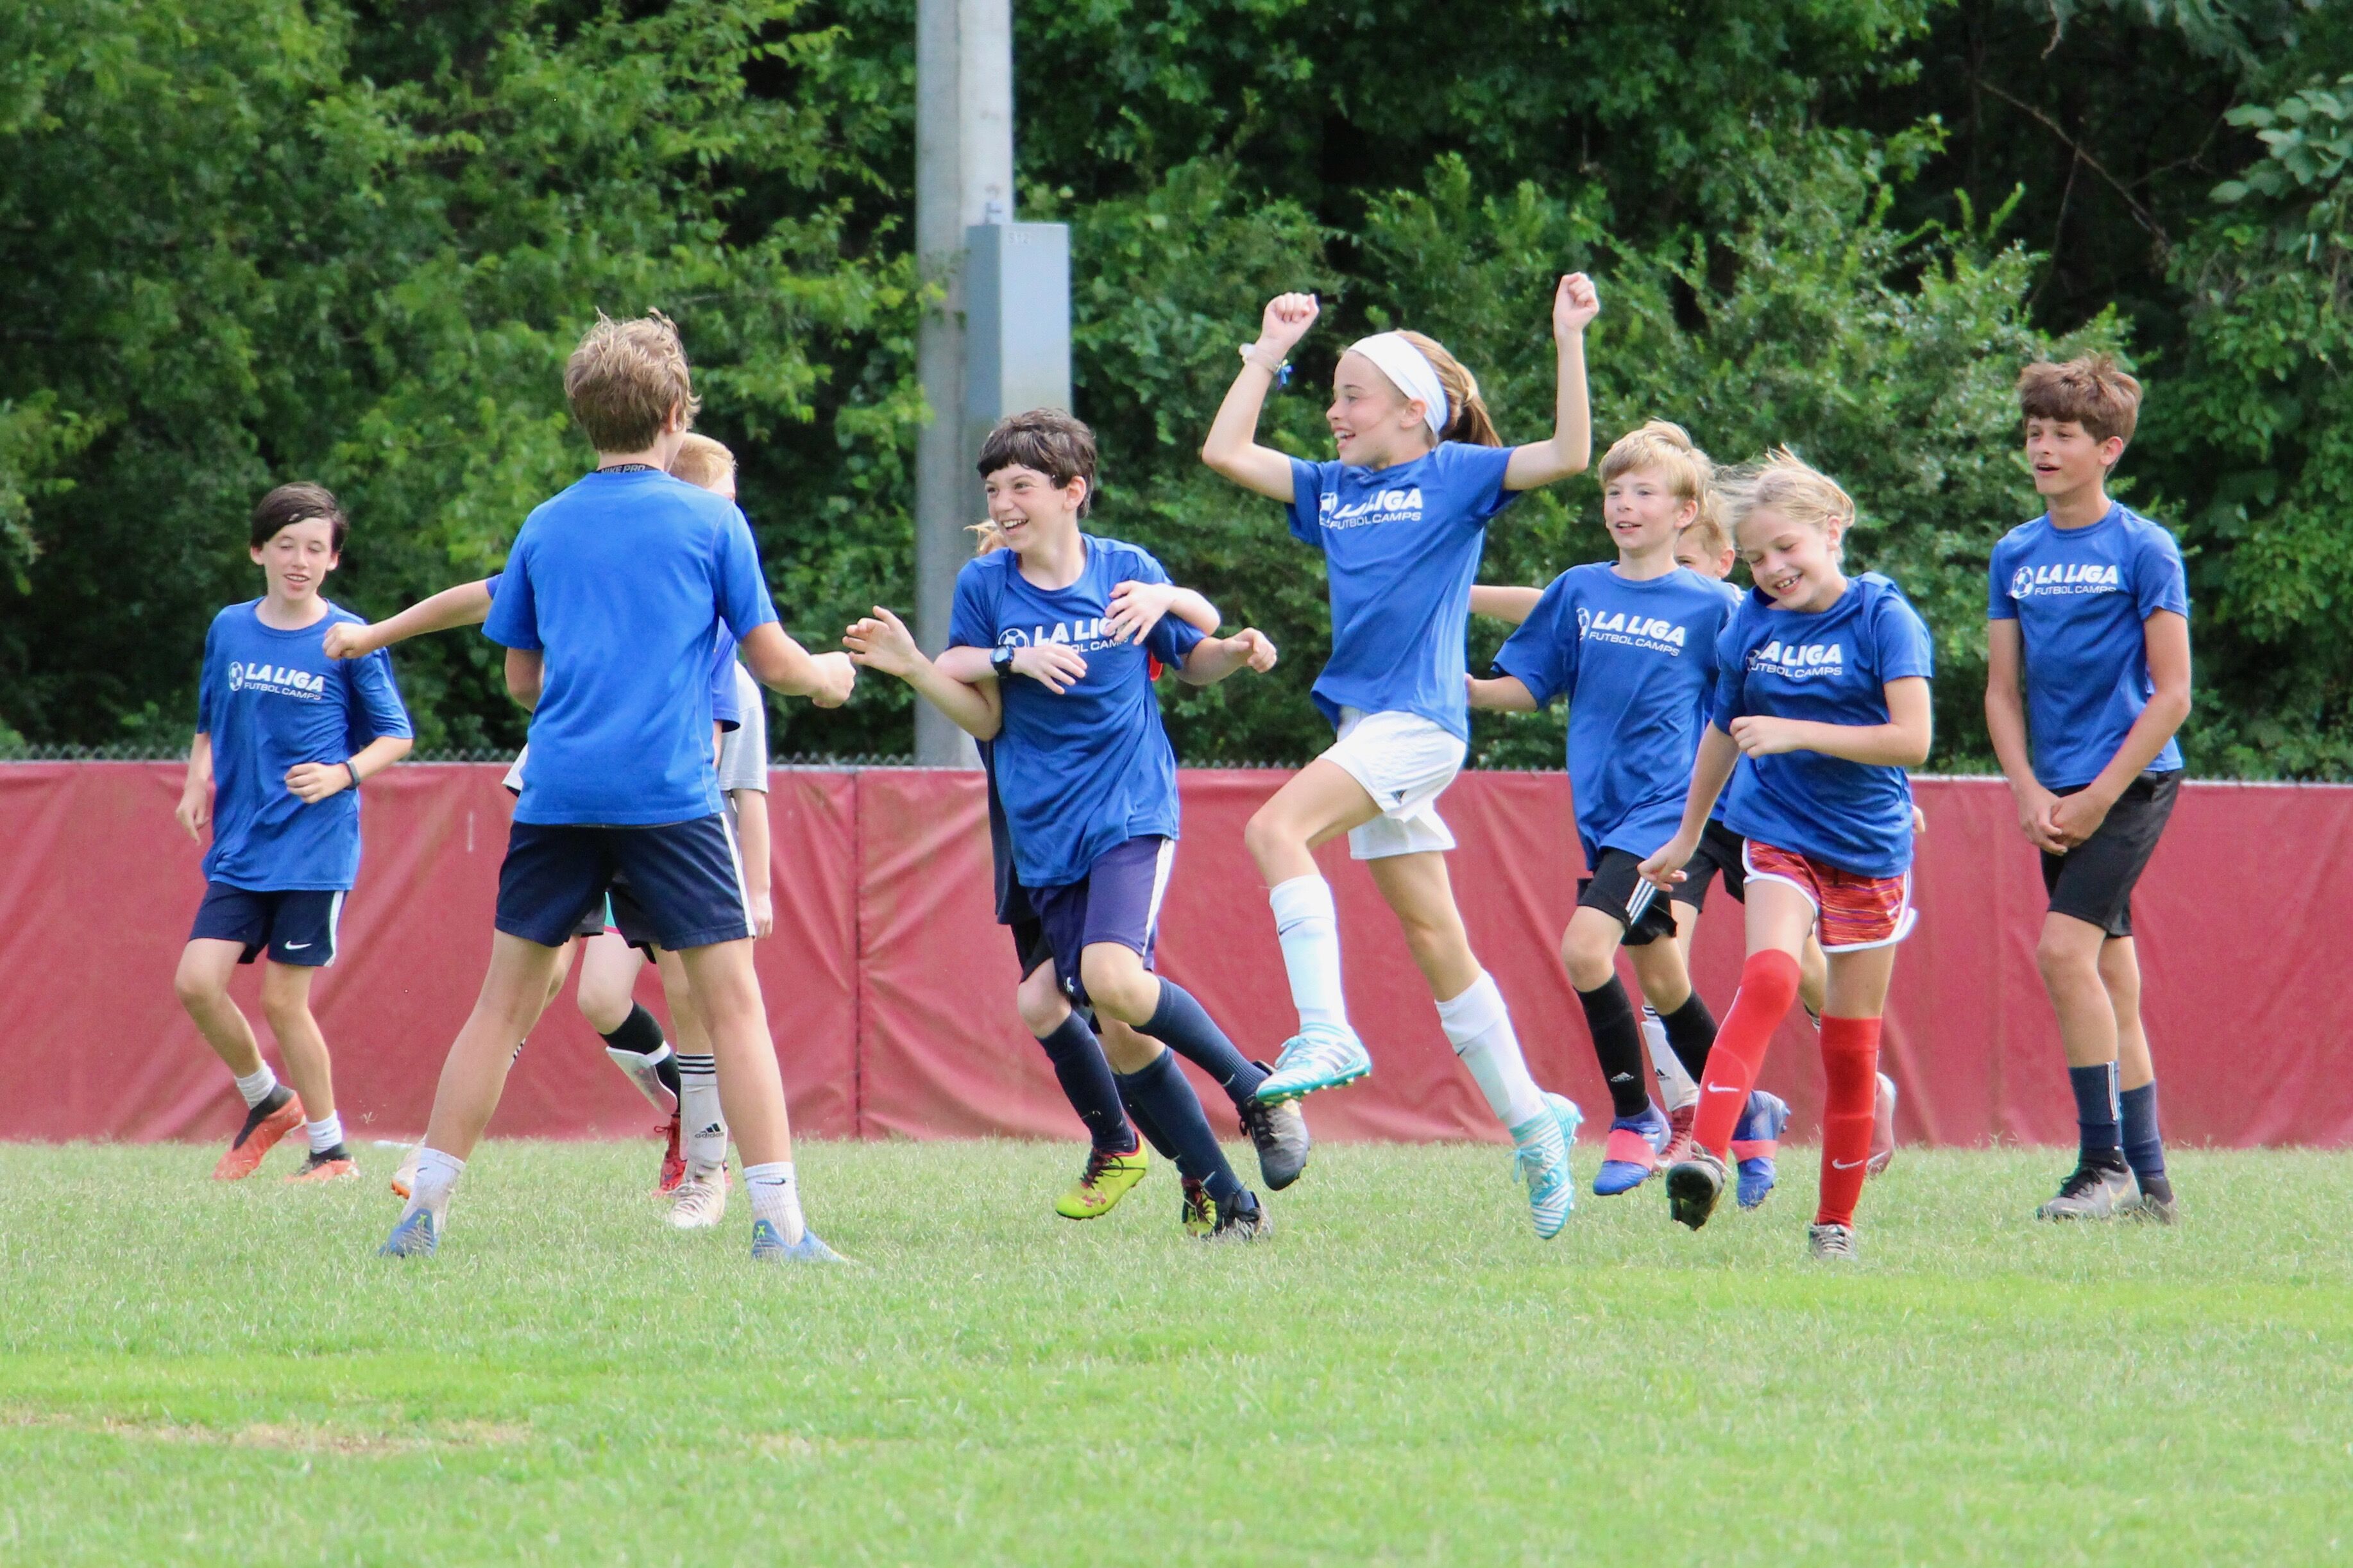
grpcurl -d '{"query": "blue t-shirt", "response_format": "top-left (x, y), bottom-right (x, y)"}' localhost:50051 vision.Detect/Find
top-left (1491, 564), bottom-right (1735, 866)
top-left (1697, 576), bottom-right (1746, 824)
top-left (486, 570), bottom-right (740, 732)
top-left (483, 470), bottom-right (778, 825)
top-left (949, 536), bottom-right (1205, 889)
top-left (196, 600), bottom-right (412, 891)
top-left (1713, 573), bottom-right (1934, 878)
top-left (1286, 442), bottom-right (1519, 739)
top-left (1987, 502), bottom-right (2189, 790)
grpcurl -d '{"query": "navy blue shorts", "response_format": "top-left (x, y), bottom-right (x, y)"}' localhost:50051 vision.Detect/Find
top-left (1029, 836), bottom-right (1173, 1007)
top-left (189, 883), bottom-right (346, 968)
top-left (497, 817), bottom-right (752, 952)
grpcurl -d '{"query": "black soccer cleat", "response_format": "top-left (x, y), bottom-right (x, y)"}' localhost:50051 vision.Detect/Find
top-left (1239, 1070), bottom-right (1311, 1190)
top-left (1665, 1147), bottom-right (1728, 1231)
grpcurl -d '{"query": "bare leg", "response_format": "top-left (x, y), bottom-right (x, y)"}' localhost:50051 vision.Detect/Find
top-left (674, 940), bottom-right (790, 1167)
top-left (2102, 937), bottom-right (2153, 1092)
top-left (574, 932), bottom-right (647, 1035)
top-left (2037, 913), bottom-right (2118, 1070)
top-left (420, 933), bottom-right (567, 1160)
top-left (1363, 851), bottom-right (1482, 1002)
top-left (259, 961), bottom-right (332, 1124)
top-left (173, 940), bottom-right (266, 1079)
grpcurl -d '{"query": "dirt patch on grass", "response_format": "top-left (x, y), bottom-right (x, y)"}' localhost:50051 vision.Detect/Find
top-left (2, 1406), bottom-right (530, 1453)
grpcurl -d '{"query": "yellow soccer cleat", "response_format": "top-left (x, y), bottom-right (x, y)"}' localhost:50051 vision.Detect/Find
top-left (1054, 1145), bottom-right (1149, 1220)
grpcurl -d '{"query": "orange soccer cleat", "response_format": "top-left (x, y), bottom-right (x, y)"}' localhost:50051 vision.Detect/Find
top-left (211, 1092), bottom-right (305, 1181)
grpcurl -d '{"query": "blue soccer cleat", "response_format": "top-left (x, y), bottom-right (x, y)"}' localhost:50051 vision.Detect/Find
top-left (1731, 1090), bottom-right (1792, 1209)
top-left (1252, 1030), bottom-right (1372, 1103)
top-left (377, 1209), bottom-right (437, 1259)
top-left (751, 1219), bottom-right (848, 1263)
top-left (1592, 1102), bottom-right (1671, 1196)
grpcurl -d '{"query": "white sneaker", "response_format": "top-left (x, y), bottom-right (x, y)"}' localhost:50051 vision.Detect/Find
top-left (667, 1172), bottom-right (728, 1230)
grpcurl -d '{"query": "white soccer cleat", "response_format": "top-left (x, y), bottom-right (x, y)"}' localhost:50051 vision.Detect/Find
top-left (666, 1172), bottom-right (728, 1230)
top-left (390, 1145), bottom-right (421, 1201)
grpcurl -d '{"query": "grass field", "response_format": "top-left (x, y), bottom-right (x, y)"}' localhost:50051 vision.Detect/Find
top-left (1, 1139), bottom-right (2347, 1565)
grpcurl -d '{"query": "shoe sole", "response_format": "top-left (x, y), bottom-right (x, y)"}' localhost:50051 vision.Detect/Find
top-left (1665, 1162), bottom-right (1722, 1230)
top-left (212, 1099), bottom-right (305, 1181)
top-left (287, 1163), bottom-right (358, 1184)
top-left (1253, 1061), bottom-right (1370, 1103)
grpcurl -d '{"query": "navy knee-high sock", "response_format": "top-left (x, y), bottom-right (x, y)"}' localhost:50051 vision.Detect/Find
top-left (1035, 1014), bottom-right (1136, 1154)
top-left (1116, 1050), bottom-right (1247, 1210)
top-left (1139, 979), bottom-right (1266, 1108)
top-left (2119, 1081), bottom-right (2171, 1200)
top-left (1120, 1080), bottom-right (1177, 1161)
top-left (2069, 1062), bottom-right (2123, 1165)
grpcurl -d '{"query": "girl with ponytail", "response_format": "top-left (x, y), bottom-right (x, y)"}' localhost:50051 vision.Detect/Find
top-left (1199, 274), bottom-right (1602, 1240)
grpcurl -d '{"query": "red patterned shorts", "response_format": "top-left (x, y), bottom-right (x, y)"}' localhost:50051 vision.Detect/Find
top-left (1741, 840), bottom-right (1916, 952)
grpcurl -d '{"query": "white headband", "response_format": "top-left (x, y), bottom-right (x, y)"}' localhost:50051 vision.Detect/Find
top-left (1349, 332), bottom-right (1448, 438)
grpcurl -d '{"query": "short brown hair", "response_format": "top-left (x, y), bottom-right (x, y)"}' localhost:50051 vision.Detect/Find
top-left (2017, 353), bottom-right (2141, 447)
top-left (669, 432), bottom-right (736, 491)
top-left (565, 311), bottom-right (700, 453)
top-left (977, 409), bottom-right (1096, 516)
top-left (250, 482), bottom-right (348, 552)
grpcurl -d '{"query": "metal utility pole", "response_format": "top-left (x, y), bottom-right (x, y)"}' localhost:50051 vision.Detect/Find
top-left (912, 0), bottom-right (1069, 764)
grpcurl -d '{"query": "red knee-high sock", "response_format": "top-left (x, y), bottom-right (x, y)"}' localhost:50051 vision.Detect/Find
top-left (1815, 1015), bottom-right (1882, 1227)
top-left (1690, 950), bottom-right (1801, 1158)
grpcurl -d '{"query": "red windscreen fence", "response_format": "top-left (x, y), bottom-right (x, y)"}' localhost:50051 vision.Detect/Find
top-left (4, 762), bottom-right (2347, 1148)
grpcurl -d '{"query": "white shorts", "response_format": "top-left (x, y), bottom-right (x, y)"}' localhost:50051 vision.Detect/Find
top-left (1321, 707), bottom-right (1465, 860)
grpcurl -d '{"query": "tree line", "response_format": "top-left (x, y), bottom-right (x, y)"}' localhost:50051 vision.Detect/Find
top-left (1, 0), bottom-right (2345, 774)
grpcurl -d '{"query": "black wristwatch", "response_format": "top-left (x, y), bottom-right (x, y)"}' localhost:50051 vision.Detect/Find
top-left (991, 645), bottom-right (1018, 677)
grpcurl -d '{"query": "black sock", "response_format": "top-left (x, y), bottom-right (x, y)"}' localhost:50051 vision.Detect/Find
top-left (1139, 979), bottom-right (1267, 1106)
top-left (1576, 975), bottom-right (1653, 1120)
top-left (1657, 991), bottom-right (1717, 1080)
top-left (1036, 1014), bottom-right (1137, 1154)
top-left (2119, 1081), bottom-right (2171, 1199)
top-left (2068, 1063), bottom-right (2123, 1166)
top-left (1119, 1080), bottom-right (1178, 1161)
top-left (600, 1004), bottom-right (680, 1099)
top-left (1116, 1049), bottom-right (1243, 1208)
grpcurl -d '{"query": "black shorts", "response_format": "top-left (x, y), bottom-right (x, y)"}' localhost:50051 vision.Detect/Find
top-left (1008, 913), bottom-right (1055, 979)
top-left (496, 816), bottom-right (752, 952)
top-left (1029, 836), bottom-right (1172, 1007)
top-left (189, 883), bottom-right (346, 968)
top-left (570, 894), bottom-right (611, 942)
top-left (1577, 848), bottom-right (1680, 947)
top-left (1672, 818), bottom-right (1748, 911)
top-left (2042, 770), bottom-right (2179, 938)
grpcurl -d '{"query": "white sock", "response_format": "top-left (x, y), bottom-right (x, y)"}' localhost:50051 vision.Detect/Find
top-left (678, 1055), bottom-right (727, 1179)
top-left (743, 1161), bottom-right (804, 1245)
top-left (1269, 875), bottom-right (1350, 1037)
top-left (305, 1113), bottom-right (344, 1155)
top-left (606, 1041), bottom-right (679, 1114)
top-left (403, 1147), bottom-right (465, 1229)
top-left (1435, 972), bottom-right (1547, 1129)
top-left (1644, 1006), bottom-right (1698, 1113)
top-left (232, 1065), bottom-right (278, 1108)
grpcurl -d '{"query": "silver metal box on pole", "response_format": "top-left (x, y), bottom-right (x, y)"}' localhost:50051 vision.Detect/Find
top-left (963, 221), bottom-right (1073, 475)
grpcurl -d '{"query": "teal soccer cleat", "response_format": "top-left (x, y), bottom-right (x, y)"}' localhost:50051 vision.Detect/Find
top-left (1511, 1092), bottom-right (1584, 1240)
top-left (1252, 1031), bottom-right (1372, 1103)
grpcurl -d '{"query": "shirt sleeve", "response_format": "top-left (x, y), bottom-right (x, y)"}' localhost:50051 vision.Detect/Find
top-left (1285, 458), bottom-right (1332, 548)
top-left (713, 510), bottom-right (781, 641)
top-left (1126, 548), bottom-right (1209, 670)
top-left (2132, 525), bottom-right (2191, 621)
top-left (1437, 441), bottom-right (1518, 529)
top-left (1986, 539), bottom-right (2017, 621)
top-left (949, 559), bottom-right (997, 650)
top-left (1874, 589), bottom-right (1936, 683)
top-left (195, 618), bottom-right (220, 732)
top-left (1490, 576), bottom-right (1576, 706)
top-left (481, 534), bottom-right (540, 651)
top-left (1710, 614), bottom-right (1751, 730)
top-left (709, 633), bottom-right (741, 732)
top-left (344, 647), bottom-right (414, 745)
top-left (717, 669), bottom-right (769, 794)
top-left (483, 571), bottom-right (502, 600)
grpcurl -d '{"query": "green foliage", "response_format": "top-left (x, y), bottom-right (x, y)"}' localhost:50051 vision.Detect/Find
top-left (1, 0), bottom-right (2347, 773)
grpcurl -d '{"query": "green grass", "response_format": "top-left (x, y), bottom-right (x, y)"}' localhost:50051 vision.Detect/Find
top-left (1, 1140), bottom-right (2348, 1565)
